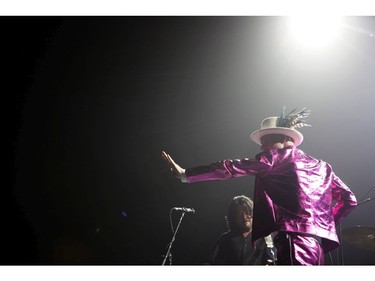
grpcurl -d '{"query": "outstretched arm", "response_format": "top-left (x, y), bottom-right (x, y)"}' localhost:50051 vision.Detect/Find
top-left (161, 151), bottom-right (185, 179)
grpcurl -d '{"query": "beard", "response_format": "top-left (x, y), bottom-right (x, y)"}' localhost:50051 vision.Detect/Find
top-left (239, 222), bottom-right (252, 233)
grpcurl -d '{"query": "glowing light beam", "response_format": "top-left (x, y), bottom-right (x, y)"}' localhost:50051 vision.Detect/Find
top-left (288, 16), bottom-right (343, 50)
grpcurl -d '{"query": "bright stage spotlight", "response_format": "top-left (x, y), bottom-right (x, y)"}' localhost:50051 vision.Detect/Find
top-left (288, 16), bottom-right (343, 49)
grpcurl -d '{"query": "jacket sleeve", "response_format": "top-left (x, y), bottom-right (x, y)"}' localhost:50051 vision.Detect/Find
top-left (186, 154), bottom-right (273, 184)
top-left (330, 172), bottom-right (358, 225)
top-left (208, 233), bottom-right (227, 265)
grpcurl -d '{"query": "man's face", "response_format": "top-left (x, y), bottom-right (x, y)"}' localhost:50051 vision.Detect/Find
top-left (260, 140), bottom-right (274, 151)
top-left (234, 205), bottom-right (253, 233)
top-left (260, 134), bottom-right (290, 151)
top-left (261, 134), bottom-right (277, 151)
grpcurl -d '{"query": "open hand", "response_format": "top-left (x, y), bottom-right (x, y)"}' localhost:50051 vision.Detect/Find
top-left (161, 151), bottom-right (185, 179)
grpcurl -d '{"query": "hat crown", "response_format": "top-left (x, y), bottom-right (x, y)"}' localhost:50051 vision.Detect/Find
top-left (260, 117), bottom-right (279, 130)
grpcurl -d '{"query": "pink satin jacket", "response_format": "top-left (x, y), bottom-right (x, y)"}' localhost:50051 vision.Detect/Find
top-left (185, 146), bottom-right (357, 253)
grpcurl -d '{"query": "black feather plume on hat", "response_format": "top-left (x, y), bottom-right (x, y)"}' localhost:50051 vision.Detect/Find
top-left (277, 106), bottom-right (312, 129)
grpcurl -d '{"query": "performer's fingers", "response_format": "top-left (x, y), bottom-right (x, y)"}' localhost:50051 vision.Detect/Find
top-left (162, 151), bottom-right (171, 164)
top-left (162, 151), bottom-right (180, 173)
top-left (161, 151), bottom-right (168, 159)
top-left (166, 154), bottom-right (175, 166)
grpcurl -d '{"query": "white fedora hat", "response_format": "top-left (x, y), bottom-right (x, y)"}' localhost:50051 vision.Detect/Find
top-left (250, 107), bottom-right (311, 147)
top-left (250, 116), bottom-right (304, 146)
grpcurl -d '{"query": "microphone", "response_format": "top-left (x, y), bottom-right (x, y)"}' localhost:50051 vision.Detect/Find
top-left (172, 207), bottom-right (196, 214)
top-left (358, 197), bottom-right (373, 206)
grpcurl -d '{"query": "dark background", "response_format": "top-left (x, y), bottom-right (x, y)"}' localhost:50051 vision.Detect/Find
top-left (3, 16), bottom-right (375, 265)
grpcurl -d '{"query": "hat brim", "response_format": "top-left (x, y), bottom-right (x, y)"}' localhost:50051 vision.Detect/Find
top-left (250, 128), bottom-right (303, 146)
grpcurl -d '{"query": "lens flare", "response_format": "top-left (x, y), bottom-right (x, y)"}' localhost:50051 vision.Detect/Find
top-left (288, 16), bottom-right (343, 49)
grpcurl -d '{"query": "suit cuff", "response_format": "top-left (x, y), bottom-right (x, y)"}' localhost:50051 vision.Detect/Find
top-left (181, 169), bottom-right (187, 183)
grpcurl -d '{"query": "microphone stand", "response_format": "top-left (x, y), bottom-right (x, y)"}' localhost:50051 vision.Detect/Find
top-left (162, 212), bottom-right (186, 265)
top-left (357, 196), bottom-right (374, 206)
top-left (337, 190), bottom-right (374, 265)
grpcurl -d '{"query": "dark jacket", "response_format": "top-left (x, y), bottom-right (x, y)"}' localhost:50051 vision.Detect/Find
top-left (209, 230), bottom-right (275, 265)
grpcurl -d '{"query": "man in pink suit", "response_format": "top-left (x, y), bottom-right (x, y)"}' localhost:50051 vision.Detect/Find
top-left (162, 107), bottom-right (357, 265)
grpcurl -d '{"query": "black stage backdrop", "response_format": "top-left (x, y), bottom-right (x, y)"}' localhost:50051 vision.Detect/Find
top-left (3, 16), bottom-right (375, 265)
